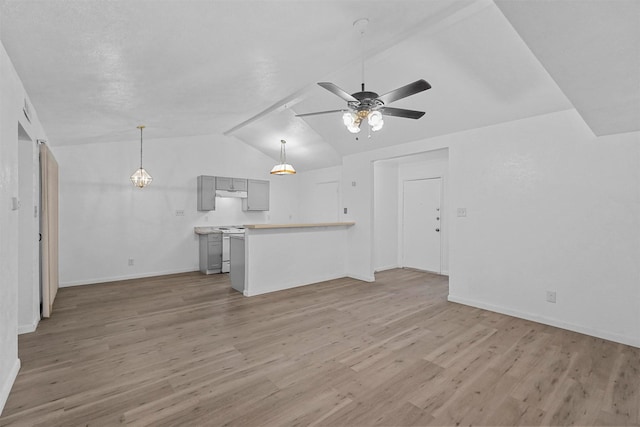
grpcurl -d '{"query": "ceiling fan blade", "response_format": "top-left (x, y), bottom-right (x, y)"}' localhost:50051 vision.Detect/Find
top-left (381, 107), bottom-right (426, 119)
top-left (318, 82), bottom-right (358, 102)
top-left (295, 109), bottom-right (345, 118)
top-left (377, 79), bottom-right (431, 105)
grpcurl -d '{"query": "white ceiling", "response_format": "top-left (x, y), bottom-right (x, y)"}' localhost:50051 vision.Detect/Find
top-left (1, 0), bottom-right (638, 172)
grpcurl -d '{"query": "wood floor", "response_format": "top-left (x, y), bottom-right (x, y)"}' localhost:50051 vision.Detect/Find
top-left (1, 269), bottom-right (638, 426)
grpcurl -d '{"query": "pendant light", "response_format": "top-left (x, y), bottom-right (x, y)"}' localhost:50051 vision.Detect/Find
top-left (270, 139), bottom-right (296, 175)
top-left (130, 125), bottom-right (153, 188)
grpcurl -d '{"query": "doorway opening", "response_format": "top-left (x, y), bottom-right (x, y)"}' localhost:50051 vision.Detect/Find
top-left (372, 148), bottom-right (449, 277)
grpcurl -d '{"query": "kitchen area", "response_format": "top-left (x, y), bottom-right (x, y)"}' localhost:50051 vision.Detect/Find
top-left (193, 173), bottom-right (267, 276)
top-left (194, 174), bottom-right (354, 297)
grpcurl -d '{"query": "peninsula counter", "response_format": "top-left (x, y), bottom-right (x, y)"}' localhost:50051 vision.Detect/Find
top-left (232, 222), bottom-right (355, 296)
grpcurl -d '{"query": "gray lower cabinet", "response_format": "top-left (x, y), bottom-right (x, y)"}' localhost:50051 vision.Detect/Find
top-left (229, 235), bottom-right (245, 293)
top-left (197, 175), bottom-right (216, 211)
top-left (199, 233), bottom-right (222, 274)
top-left (242, 179), bottom-right (270, 211)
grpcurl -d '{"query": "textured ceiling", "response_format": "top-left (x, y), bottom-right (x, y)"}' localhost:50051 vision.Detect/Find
top-left (1, 0), bottom-right (637, 172)
top-left (495, 0), bottom-right (640, 137)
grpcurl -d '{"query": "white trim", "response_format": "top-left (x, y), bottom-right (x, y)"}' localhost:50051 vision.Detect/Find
top-left (348, 273), bottom-right (375, 283)
top-left (374, 264), bottom-right (399, 273)
top-left (0, 358), bottom-right (20, 416)
top-left (244, 273), bottom-right (348, 297)
top-left (59, 268), bottom-right (198, 287)
top-left (18, 315), bottom-right (39, 335)
top-left (448, 294), bottom-right (640, 349)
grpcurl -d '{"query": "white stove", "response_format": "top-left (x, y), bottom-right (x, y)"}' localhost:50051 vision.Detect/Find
top-left (217, 227), bottom-right (245, 272)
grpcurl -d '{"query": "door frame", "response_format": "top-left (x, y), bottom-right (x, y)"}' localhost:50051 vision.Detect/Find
top-left (17, 123), bottom-right (41, 333)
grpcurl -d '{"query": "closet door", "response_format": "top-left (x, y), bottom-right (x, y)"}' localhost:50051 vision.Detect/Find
top-left (40, 143), bottom-right (59, 318)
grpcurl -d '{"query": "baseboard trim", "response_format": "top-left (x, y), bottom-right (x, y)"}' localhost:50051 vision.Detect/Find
top-left (374, 264), bottom-right (399, 273)
top-left (347, 273), bottom-right (375, 283)
top-left (448, 294), bottom-right (640, 349)
top-left (0, 358), bottom-right (20, 416)
top-left (18, 315), bottom-right (39, 335)
top-left (59, 268), bottom-right (199, 288)
top-left (244, 273), bottom-right (348, 297)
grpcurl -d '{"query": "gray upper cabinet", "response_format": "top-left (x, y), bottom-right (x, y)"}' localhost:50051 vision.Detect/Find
top-left (197, 175), bottom-right (216, 211)
top-left (243, 179), bottom-right (270, 211)
top-left (216, 176), bottom-right (247, 192)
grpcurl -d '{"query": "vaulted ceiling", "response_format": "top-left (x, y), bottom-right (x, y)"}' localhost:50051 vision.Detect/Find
top-left (1, 0), bottom-right (638, 171)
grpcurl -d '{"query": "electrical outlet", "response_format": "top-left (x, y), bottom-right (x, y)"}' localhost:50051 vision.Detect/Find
top-left (128, 258), bottom-right (134, 266)
top-left (546, 291), bottom-right (556, 303)
top-left (175, 210), bottom-right (185, 216)
top-left (457, 208), bottom-right (467, 217)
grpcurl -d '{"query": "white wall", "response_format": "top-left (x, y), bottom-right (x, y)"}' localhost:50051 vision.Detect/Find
top-left (373, 161), bottom-right (398, 271)
top-left (296, 166), bottom-right (342, 223)
top-left (54, 133), bottom-right (299, 287)
top-left (343, 109), bottom-right (640, 347)
top-left (0, 41), bottom-right (48, 415)
top-left (447, 110), bottom-right (640, 347)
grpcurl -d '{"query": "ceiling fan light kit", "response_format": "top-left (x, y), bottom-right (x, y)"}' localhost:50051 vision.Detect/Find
top-left (296, 18), bottom-right (431, 135)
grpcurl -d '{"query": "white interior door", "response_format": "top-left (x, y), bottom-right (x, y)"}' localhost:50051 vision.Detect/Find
top-left (402, 178), bottom-right (441, 273)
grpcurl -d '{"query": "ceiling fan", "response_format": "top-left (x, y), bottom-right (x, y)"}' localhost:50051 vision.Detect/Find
top-left (296, 79), bottom-right (431, 134)
top-left (295, 18), bottom-right (431, 134)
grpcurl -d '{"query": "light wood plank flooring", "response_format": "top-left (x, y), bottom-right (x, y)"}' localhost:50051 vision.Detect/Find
top-left (1, 269), bottom-right (638, 426)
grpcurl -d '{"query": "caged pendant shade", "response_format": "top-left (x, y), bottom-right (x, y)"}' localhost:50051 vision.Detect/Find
top-left (270, 139), bottom-right (296, 175)
top-left (130, 125), bottom-right (153, 188)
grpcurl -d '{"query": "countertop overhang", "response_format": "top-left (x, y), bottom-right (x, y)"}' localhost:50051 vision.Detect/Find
top-left (193, 227), bottom-right (223, 235)
top-left (243, 222), bottom-right (355, 230)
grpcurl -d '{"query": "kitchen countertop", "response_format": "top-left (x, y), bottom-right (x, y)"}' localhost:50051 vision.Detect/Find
top-left (243, 222), bottom-right (355, 230)
top-left (193, 227), bottom-right (223, 235)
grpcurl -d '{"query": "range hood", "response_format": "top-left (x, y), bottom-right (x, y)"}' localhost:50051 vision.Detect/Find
top-left (215, 189), bottom-right (247, 198)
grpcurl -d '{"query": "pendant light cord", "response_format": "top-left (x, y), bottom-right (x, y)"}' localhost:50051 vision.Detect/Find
top-left (280, 139), bottom-right (286, 163)
top-left (138, 125), bottom-right (145, 169)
